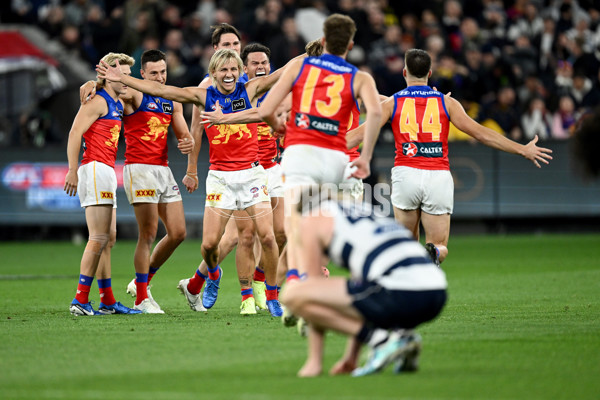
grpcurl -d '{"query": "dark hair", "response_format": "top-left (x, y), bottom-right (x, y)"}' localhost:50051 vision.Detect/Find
top-left (573, 106), bottom-right (600, 178)
top-left (141, 49), bottom-right (166, 69)
top-left (241, 43), bottom-right (271, 65)
top-left (323, 14), bottom-right (356, 55)
top-left (211, 23), bottom-right (241, 47)
top-left (405, 49), bottom-right (431, 79)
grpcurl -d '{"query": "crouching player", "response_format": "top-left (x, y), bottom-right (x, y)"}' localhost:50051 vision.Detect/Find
top-left (281, 195), bottom-right (447, 376)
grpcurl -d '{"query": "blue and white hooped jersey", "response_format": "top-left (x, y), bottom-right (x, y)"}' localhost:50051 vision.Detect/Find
top-left (323, 201), bottom-right (447, 291)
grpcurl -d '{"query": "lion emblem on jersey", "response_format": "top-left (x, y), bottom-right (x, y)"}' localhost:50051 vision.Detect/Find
top-left (211, 124), bottom-right (252, 145)
top-left (257, 125), bottom-right (273, 140)
top-left (105, 125), bottom-right (120, 148)
top-left (143, 116), bottom-right (169, 141)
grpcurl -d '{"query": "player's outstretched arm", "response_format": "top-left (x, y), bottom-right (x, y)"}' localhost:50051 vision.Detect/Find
top-left (97, 60), bottom-right (206, 106)
top-left (447, 96), bottom-right (553, 168)
top-left (346, 96), bottom-right (394, 149)
top-left (200, 100), bottom-right (262, 126)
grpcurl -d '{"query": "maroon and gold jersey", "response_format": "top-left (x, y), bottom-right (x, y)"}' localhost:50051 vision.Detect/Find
top-left (256, 92), bottom-right (278, 169)
top-left (391, 86), bottom-right (451, 170)
top-left (205, 82), bottom-right (259, 171)
top-left (81, 89), bottom-right (123, 168)
top-left (285, 54), bottom-right (359, 153)
top-left (123, 94), bottom-right (173, 166)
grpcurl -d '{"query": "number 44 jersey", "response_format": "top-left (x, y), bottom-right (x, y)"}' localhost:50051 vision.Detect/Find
top-left (391, 86), bottom-right (451, 170)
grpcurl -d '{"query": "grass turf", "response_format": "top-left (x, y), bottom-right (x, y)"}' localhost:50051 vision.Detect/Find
top-left (1, 234), bottom-right (599, 399)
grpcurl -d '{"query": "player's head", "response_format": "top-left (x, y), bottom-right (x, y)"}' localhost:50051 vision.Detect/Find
top-left (211, 23), bottom-right (242, 54)
top-left (209, 49), bottom-right (243, 93)
top-left (241, 43), bottom-right (271, 79)
top-left (305, 39), bottom-right (324, 57)
top-left (323, 13), bottom-right (356, 56)
top-left (140, 49), bottom-right (167, 84)
top-left (573, 106), bottom-right (600, 178)
top-left (404, 49), bottom-right (432, 80)
top-left (97, 52), bottom-right (135, 92)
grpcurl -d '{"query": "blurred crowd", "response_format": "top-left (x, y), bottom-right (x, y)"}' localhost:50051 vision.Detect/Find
top-left (3, 0), bottom-right (600, 143)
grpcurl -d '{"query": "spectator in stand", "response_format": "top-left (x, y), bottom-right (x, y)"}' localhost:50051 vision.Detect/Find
top-left (552, 95), bottom-right (577, 139)
top-left (368, 24), bottom-right (406, 95)
top-left (569, 72), bottom-right (600, 110)
top-left (521, 97), bottom-right (552, 141)
top-left (507, 1), bottom-right (544, 42)
top-left (268, 16), bottom-right (306, 69)
top-left (441, 0), bottom-right (463, 54)
top-left (479, 86), bottom-right (522, 140)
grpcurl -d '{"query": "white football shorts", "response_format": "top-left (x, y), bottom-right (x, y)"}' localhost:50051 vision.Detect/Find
top-left (265, 163), bottom-right (284, 198)
top-left (77, 161), bottom-right (117, 208)
top-left (123, 164), bottom-right (182, 204)
top-left (281, 144), bottom-right (349, 189)
top-left (205, 165), bottom-right (269, 210)
top-left (391, 166), bottom-right (454, 215)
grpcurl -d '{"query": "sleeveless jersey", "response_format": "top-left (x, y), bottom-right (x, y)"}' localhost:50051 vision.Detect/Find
top-left (285, 54), bottom-right (359, 152)
top-left (122, 93), bottom-right (173, 166)
top-left (81, 88), bottom-right (123, 168)
top-left (391, 85), bottom-right (451, 170)
top-left (322, 200), bottom-right (447, 291)
top-left (256, 92), bottom-right (278, 169)
top-left (345, 105), bottom-right (361, 161)
top-left (204, 81), bottom-right (258, 171)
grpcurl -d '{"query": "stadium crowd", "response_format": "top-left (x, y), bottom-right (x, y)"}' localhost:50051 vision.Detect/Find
top-left (3, 0), bottom-right (600, 143)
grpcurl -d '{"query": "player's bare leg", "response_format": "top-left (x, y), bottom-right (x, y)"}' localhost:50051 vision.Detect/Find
top-left (297, 324), bottom-right (325, 377)
top-left (80, 205), bottom-right (113, 278)
top-left (233, 213), bottom-right (256, 306)
top-left (246, 201), bottom-right (280, 315)
top-left (197, 217), bottom-right (238, 275)
top-left (329, 337), bottom-right (361, 376)
top-left (96, 208), bottom-right (116, 281)
top-left (150, 201), bottom-right (186, 273)
top-left (131, 203), bottom-right (160, 306)
top-left (421, 212), bottom-right (450, 263)
top-left (393, 207), bottom-right (421, 240)
top-left (201, 207), bottom-right (233, 269)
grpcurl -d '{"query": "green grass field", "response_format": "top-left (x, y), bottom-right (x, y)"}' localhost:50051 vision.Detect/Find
top-left (1, 234), bottom-right (599, 400)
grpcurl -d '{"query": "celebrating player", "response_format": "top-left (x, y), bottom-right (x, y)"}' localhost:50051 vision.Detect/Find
top-left (65, 52), bottom-right (140, 316)
top-left (347, 48), bottom-right (553, 266)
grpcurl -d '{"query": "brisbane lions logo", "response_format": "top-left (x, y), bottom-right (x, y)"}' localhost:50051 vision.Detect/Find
top-left (105, 125), bottom-right (120, 148)
top-left (212, 124), bottom-right (252, 145)
top-left (143, 116), bottom-right (169, 141)
top-left (296, 113), bottom-right (310, 129)
top-left (403, 142), bottom-right (418, 157)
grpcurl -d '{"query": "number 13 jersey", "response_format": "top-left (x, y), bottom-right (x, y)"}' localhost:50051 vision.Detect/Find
top-left (391, 85), bottom-right (451, 170)
top-left (285, 54), bottom-right (359, 153)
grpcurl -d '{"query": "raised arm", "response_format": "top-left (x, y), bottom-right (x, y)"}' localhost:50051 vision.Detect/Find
top-left (258, 58), bottom-right (303, 134)
top-left (446, 96), bottom-right (553, 168)
top-left (97, 60), bottom-right (206, 106)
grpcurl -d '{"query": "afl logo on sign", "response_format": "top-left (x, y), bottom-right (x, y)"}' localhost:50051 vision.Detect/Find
top-left (403, 142), bottom-right (418, 157)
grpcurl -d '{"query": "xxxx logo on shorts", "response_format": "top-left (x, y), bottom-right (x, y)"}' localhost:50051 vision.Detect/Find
top-left (135, 189), bottom-right (156, 197)
top-left (100, 192), bottom-right (114, 199)
top-left (207, 194), bottom-right (222, 201)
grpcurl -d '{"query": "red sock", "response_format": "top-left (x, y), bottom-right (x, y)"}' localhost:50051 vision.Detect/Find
top-left (253, 267), bottom-right (265, 282)
top-left (75, 284), bottom-right (91, 304)
top-left (148, 267), bottom-right (159, 283)
top-left (187, 269), bottom-right (207, 295)
top-left (99, 287), bottom-right (116, 306)
top-left (135, 281), bottom-right (148, 305)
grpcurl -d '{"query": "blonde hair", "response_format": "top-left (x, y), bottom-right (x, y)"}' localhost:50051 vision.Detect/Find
top-left (97, 52), bottom-right (135, 87)
top-left (209, 49), bottom-right (243, 82)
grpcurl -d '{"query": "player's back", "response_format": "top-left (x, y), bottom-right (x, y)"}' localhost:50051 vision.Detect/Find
top-left (286, 54), bottom-right (359, 153)
top-left (322, 200), bottom-right (447, 291)
top-left (391, 85), bottom-right (451, 170)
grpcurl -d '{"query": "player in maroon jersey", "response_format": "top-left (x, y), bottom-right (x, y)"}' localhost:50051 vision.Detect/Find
top-left (65, 53), bottom-right (140, 316)
top-left (347, 48), bottom-right (553, 266)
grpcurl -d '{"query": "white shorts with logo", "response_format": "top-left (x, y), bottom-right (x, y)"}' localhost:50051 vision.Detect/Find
top-left (77, 161), bottom-right (117, 208)
top-left (265, 163), bottom-right (284, 198)
top-left (391, 166), bottom-right (453, 215)
top-left (205, 165), bottom-right (269, 210)
top-left (281, 145), bottom-right (349, 189)
top-left (339, 163), bottom-right (364, 200)
top-left (123, 164), bottom-right (182, 204)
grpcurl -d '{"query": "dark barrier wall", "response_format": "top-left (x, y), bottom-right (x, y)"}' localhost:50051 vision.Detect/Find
top-left (1, 138), bottom-right (599, 226)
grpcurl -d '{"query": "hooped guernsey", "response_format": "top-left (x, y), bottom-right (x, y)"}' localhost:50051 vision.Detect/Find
top-left (204, 81), bottom-right (259, 171)
top-left (256, 92), bottom-right (278, 169)
top-left (81, 88), bottom-right (123, 168)
top-left (286, 54), bottom-right (359, 152)
top-left (391, 85), bottom-right (451, 170)
top-left (122, 93), bottom-right (173, 166)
